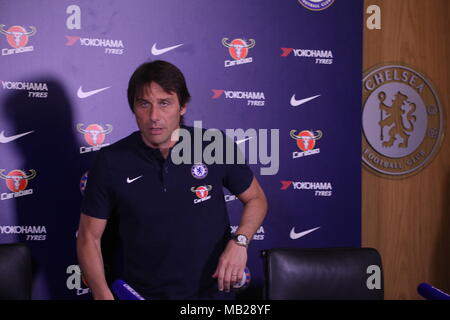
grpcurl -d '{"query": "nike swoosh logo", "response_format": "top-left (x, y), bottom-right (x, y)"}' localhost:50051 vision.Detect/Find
top-left (151, 43), bottom-right (184, 56)
top-left (236, 137), bottom-right (252, 144)
top-left (127, 176), bottom-right (143, 184)
top-left (290, 94), bottom-right (321, 107)
top-left (290, 227), bottom-right (321, 240)
top-left (77, 86), bottom-right (111, 99)
top-left (0, 130), bottom-right (34, 143)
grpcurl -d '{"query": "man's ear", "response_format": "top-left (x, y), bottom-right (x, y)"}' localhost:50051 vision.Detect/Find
top-left (180, 104), bottom-right (187, 116)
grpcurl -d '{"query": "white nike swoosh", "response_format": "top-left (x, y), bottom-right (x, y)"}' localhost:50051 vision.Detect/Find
top-left (0, 130), bottom-right (34, 143)
top-left (290, 94), bottom-right (321, 107)
top-left (151, 43), bottom-right (184, 56)
top-left (290, 226), bottom-right (321, 240)
top-left (77, 86), bottom-right (111, 99)
top-left (236, 137), bottom-right (253, 144)
top-left (127, 175), bottom-right (143, 184)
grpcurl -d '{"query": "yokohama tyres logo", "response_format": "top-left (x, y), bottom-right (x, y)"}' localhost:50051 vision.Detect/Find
top-left (65, 35), bottom-right (124, 55)
top-left (280, 180), bottom-right (332, 197)
top-left (211, 89), bottom-right (265, 107)
top-left (280, 48), bottom-right (333, 65)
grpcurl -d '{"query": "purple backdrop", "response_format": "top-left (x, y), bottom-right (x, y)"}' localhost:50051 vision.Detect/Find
top-left (0, 0), bottom-right (363, 299)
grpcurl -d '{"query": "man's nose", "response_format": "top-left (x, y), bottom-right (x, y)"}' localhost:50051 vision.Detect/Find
top-left (149, 105), bottom-right (160, 121)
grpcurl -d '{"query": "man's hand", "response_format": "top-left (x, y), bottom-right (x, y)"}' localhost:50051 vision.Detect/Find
top-left (93, 290), bottom-right (115, 300)
top-left (212, 176), bottom-right (267, 292)
top-left (212, 240), bottom-right (247, 292)
top-left (77, 213), bottom-right (114, 300)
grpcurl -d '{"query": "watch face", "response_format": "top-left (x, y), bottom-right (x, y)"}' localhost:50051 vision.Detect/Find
top-left (237, 235), bottom-right (247, 243)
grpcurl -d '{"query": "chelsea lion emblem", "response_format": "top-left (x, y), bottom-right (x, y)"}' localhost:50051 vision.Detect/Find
top-left (191, 163), bottom-right (208, 179)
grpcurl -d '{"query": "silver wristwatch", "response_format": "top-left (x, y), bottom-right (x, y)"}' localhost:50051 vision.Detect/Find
top-left (232, 234), bottom-right (250, 247)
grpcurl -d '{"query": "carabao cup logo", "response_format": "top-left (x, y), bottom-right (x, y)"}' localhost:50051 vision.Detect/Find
top-left (222, 38), bottom-right (255, 60)
top-left (290, 130), bottom-right (323, 151)
top-left (77, 123), bottom-right (112, 146)
top-left (191, 185), bottom-right (212, 199)
top-left (0, 169), bottom-right (36, 192)
top-left (0, 25), bottom-right (37, 48)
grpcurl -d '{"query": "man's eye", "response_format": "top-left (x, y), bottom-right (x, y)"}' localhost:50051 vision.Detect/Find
top-left (138, 101), bottom-right (149, 107)
top-left (160, 100), bottom-right (170, 107)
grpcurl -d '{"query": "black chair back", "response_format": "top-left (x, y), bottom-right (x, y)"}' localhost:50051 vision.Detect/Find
top-left (0, 243), bottom-right (32, 300)
top-left (262, 247), bottom-right (384, 300)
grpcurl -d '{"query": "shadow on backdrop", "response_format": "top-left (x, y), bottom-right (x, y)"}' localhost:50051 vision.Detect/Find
top-left (2, 77), bottom-right (94, 299)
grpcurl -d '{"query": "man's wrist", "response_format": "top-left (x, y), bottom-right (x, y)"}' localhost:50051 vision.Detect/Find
top-left (231, 233), bottom-right (250, 247)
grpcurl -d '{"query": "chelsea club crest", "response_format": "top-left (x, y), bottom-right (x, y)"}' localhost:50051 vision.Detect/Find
top-left (362, 64), bottom-right (444, 177)
top-left (191, 163), bottom-right (208, 179)
top-left (298, 0), bottom-right (335, 11)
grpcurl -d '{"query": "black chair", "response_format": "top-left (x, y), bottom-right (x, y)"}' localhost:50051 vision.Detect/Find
top-left (262, 247), bottom-right (384, 300)
top-left (0, 243), bottom-right (32, 300)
